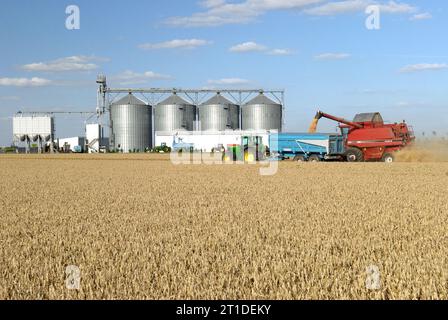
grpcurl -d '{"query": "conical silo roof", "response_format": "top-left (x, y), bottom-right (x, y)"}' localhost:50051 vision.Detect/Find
top-left (158, 94), bottom-right (191, 106)
top-left (245, 94), bottom-right (280, 106)
top-left (201, 94), bottom-right (236, 106)
top-left (112, 93), bottom-right (147, 105)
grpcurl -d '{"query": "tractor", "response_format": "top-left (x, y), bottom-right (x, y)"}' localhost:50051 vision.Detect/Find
top-left (224, 135), bottom-right (266, 162)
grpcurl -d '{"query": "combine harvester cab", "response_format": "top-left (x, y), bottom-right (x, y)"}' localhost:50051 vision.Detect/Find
top-left (269, 133), bottom-right (345, 162)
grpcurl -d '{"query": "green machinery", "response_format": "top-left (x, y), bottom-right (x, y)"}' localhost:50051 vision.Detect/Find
top-left (224, 136), bottom-right (266, 162)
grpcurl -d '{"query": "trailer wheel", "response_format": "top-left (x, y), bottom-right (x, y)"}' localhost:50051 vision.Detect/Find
top-left (382, 153), bottom-right (394, 163)
top-left (293, 155), bottom-right (307, 162)
top-left (345, 148), bottom-right (364, 162)
top-left (308, 155), bottom-right (321, 162)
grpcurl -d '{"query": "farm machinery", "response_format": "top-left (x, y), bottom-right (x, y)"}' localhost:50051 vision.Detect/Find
top-left (160, 111), bottom-right (414, 163)
top-left (308, 111), bottom-right (415, 162)
top-left (224, 135), bottom-right (266, 162)
top-left (172, 136), bottom-right (194, 152)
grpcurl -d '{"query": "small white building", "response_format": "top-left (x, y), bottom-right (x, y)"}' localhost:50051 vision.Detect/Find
top-left (57, 137), bottom-right (85, 152)
top-left (155, 130), bottom-right (271, 152)
top-left (86, 123), bottom-right (109, 153)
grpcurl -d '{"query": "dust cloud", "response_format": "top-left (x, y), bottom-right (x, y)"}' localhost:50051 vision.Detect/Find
top-left (396, 139), bottom-right (448, 162)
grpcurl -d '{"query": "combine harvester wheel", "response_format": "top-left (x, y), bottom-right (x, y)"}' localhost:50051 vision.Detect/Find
top-left (345, 148), bottom-right (364, 162)
top-left (382, 153), bottom-right (395, 163)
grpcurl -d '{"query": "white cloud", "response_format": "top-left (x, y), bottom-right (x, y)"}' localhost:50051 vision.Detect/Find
top-left (314, 53), bottom-right (351, 60)
top-left (200, 0), bottom-right (226, 8)
top-left (268, 49), bottom-right (294, 56)
top-left (399, 63), bottom-right (448, 73)
top-left (139, 39), bottom-right (211, 50)
top-left (229, 42), bottom-right (294, 55)
top-left (111, 70), bottom-right (172, 85)
top-left (207, 78), bottom-right (250, 85)
top-left (0, 96), bottom-right (20, 101)
top-left (229, 41), bottom-right (267, 53)
top-left (396, 101), bottom-right (410, 107)
top-left (228, 42), bottom-right (295, 56)
top-left (166, 15), bottom-right (252, 27)
top-left (410, 12), bottom-right (432, 21)
top-left (304, 0), bottom-right (417, 15)
top-left (166, 0), bottom-right (420, 26)
top-left (396, 101), bottom-right (429, 107)
top-left (165, 0), bottom-right (323, 27)
top-left (304, 0), bottom-right (369, 15)
top-left (355, 88), bottom-right (400, 95)
top-left (378, 1), bottom-right (417, 13)
top-left (0, 77), bottom-right (52, 87)
top-left (21, 56), bottom-right (107, 72)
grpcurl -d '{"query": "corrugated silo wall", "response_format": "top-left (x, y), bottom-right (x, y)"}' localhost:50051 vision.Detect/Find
top-left (111, 104), bottom-right (152, 152)
top-left (242, 104), bottom-right (282, 131)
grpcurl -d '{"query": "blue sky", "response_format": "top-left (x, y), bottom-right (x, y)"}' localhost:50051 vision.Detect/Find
top-left (0, 0), bottom-right (447, 144)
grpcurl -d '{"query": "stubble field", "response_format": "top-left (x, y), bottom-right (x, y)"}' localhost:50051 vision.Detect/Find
top-left (0, 154), bottom-right (447, 299)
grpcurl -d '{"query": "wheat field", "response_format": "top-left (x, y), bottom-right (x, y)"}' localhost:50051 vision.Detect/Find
top-left (0, 154), bottom-right (447, 299)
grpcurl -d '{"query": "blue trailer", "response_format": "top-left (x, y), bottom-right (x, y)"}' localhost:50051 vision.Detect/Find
top-left (269, 133), bottom-right (345, 161)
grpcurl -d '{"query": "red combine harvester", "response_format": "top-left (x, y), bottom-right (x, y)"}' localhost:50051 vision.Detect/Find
top-left (309, 111), bottom-right (415, 162)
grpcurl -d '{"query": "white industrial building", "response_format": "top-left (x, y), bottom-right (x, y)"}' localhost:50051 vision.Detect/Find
top-left (155, 130), bottom-right (272, 152)
top-left (53, 124), bottom-right (108, 153)
top-left (12, 113), bottom-right (55, 153)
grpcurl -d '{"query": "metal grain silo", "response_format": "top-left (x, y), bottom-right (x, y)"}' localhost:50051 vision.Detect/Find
top-left (111, 94), bottom-right (152, 152)
top-left (199, 94), bottom-right (240, 131)
top-left (155, 94), bottom-right (196, 132)
top-left (242, 94), bottom-right (282, 131)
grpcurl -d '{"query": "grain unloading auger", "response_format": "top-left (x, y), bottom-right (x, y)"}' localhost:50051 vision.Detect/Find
top-left (309, 111), bottom-right (363, 133)
top-left (308, 110), bottom-right (415, 162)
